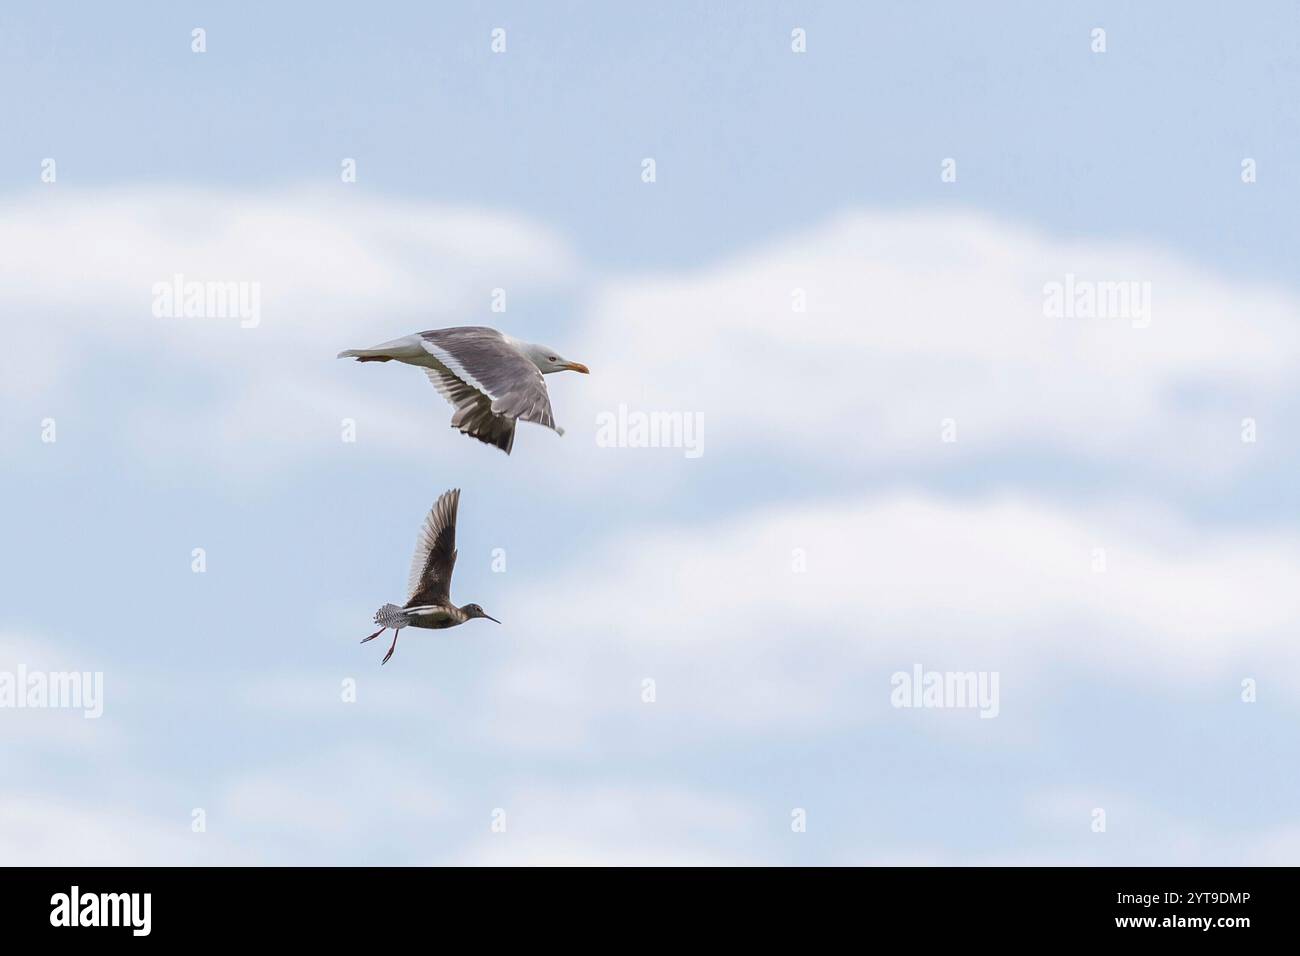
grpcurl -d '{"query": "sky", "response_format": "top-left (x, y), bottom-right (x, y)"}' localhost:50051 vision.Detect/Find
top-left (2, 1), bottom-right (1299, 865)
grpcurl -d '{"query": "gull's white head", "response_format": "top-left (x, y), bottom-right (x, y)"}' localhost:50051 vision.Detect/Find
top-left (520, 342), bottom-right (590, 375)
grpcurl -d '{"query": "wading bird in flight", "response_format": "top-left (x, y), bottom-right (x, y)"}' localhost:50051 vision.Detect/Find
top-left (361, 488), bottom-right (499, 665)
top-left (338, 326), bottom-right (589, 454)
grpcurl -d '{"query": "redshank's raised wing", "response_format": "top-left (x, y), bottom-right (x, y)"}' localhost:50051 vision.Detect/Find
top-left (419, 327), bottom-right (560, 455)
top-left (405, 488), bottom-right (459, 608)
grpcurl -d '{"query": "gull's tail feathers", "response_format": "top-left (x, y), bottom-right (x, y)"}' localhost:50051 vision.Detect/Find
top-left (337, 348), bottom-right (393, 362)
top-left (337, 335), bottom-right (426, 362)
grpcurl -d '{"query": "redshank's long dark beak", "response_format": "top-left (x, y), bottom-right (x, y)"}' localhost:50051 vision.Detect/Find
top-left (563, 361), bottom-right (589, 374)
top-left (484, 614), bottom-right (501, 624)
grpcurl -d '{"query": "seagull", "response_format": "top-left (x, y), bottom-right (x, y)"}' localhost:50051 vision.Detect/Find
top-left (360, 488), bottom-right (499, 665)
top-left (338, 326), bottom-right (589, 454)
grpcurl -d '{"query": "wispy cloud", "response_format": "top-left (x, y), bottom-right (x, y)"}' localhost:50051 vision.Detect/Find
top-left (580, 211), bottom-right (1300, 483)
top-left (1, 187), bottom-right (580, 471)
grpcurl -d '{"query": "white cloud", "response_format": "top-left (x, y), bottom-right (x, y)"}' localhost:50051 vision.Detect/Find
top-left (10, 196), bottom-right (1297, 485)
top-left (1, 187), bottom-right (580, 472)
top-left (451, 784), bottom-right (755, 866)
top-left (0, 796), bottom-right (249, 866)
top-left (481, 490), bottom-right (1300, 747)
top-left (220, 746), bottom-right (448, 840)
top-left (578, 210), bottom-right (1300, 480)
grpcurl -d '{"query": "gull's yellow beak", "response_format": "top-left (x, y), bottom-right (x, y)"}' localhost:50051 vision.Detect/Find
top-left (563, 361), bottom-right (590, 374)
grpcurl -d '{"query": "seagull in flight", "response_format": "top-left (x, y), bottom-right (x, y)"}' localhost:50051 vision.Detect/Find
top-left (338, 326), bottom-right (589, 454)
top-left (361, 488), bottom-right (498, 665)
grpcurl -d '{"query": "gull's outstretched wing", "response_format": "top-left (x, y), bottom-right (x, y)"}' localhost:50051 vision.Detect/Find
top-left (405, 488), bottom-right (459, 608)
top-left (419, 327), bottom-right (560, 454)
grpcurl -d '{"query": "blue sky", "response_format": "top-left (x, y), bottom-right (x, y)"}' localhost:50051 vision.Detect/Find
top-left (2, 2), bottom-right (1299, 864)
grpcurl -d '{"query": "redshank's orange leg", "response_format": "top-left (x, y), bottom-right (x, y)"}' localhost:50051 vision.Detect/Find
top-left (361, 627), bottom-right (385, 644)
top-left (381, 632), bottom-right (399, 665)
